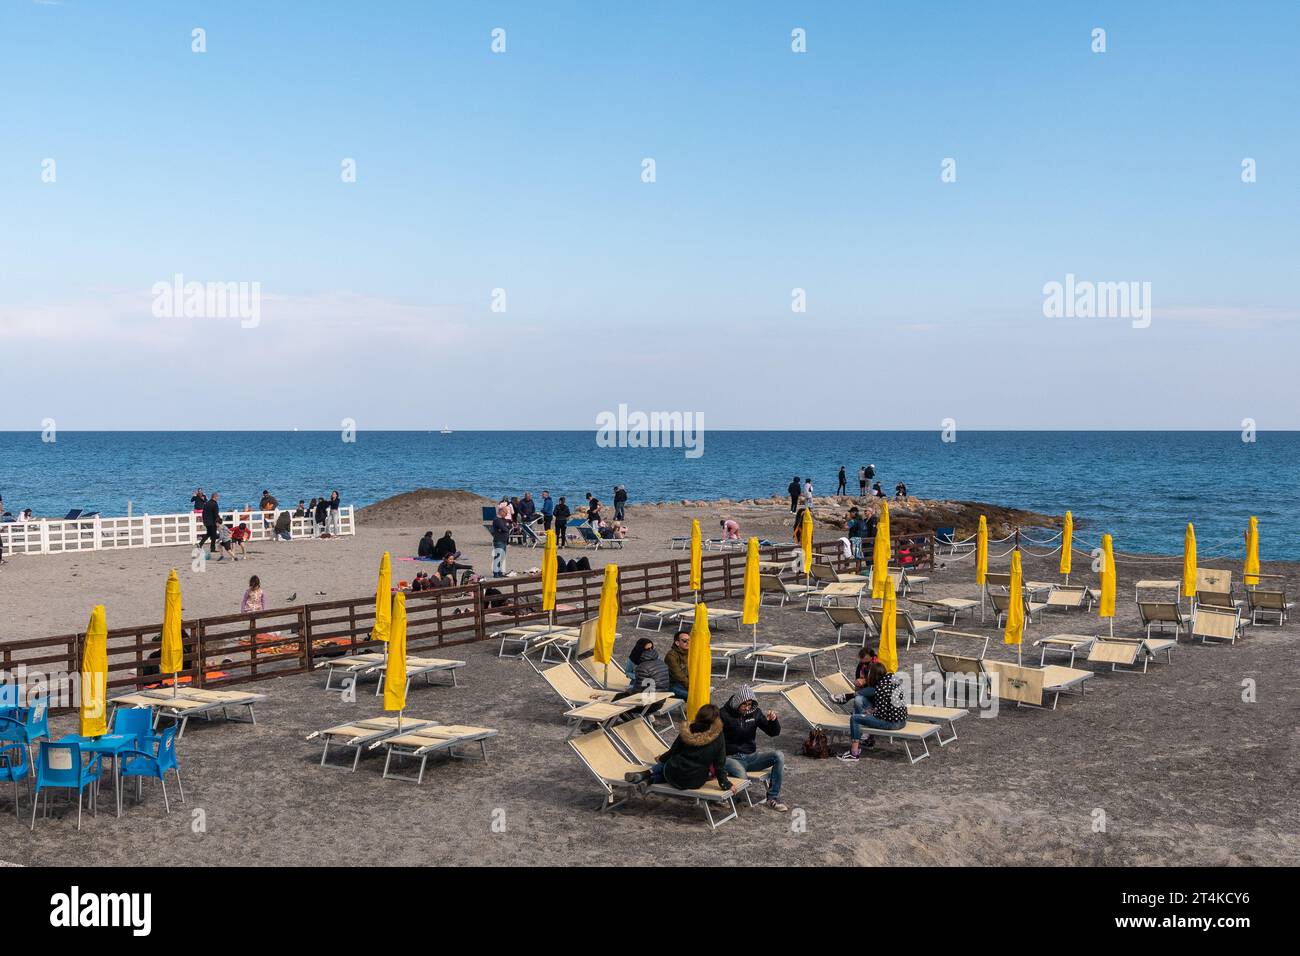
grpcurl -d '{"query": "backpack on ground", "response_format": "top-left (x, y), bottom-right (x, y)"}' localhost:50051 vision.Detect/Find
top-left (801, 727), bottom-right (830, 759)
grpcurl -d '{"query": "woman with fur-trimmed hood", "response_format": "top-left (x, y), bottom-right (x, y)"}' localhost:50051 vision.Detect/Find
top-left (624, 704), bottom-right (735, 794)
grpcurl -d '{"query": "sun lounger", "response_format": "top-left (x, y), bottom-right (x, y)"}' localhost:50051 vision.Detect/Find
top-left (578, 525), bottom-right (624, 549)
top-left (109, 687), bottom-right (265, 738)
top-left (988, 589), bottom-right (1048, 628)
top-left (1137, 600), bottom-right (1189, 640)
top-left (494, 623), bottom-right (580, 660)
top-left (1044, 585), bottom-right (1092, 612)
top-left (1086, 637), bottom-right (1174, 674)
top-left (888, 567), bottom-right (929, 595)
top-left (981, 660), bottom-right (1092, 709)
top-left (1245, 587), bottom-right (1293, 626)
top-left (567, 728), bottom-right (748, 829)
top-left (1032, 634), bottom-right (1096, 667)
top-left (631, 601), bottom-right (742, 632)
top-left (374, 723), bottom-right (498, 783)
top-left (804, 581), bottom-right (867, 612)
top-left (746, 643), bottom-right (849, 681)
top-left (1195, 569), bottom-right (1240, 612)
top-left (577, 656), bottom-right (633, 691)
top-left (824, 605), bottom-right (871, 646)
top-left (306, 715), bottom-right (438, 771)
top-left (710, 641), bottom-right (755, 679)
top-left (1190, 606), bottom-right (1241, 646)
top-left (317, 651), bottom-right (464, 695)
top-left (909, 596), bottom-right (980, 626)
top-left (814, 672), bottom-right (968, 746)
top-left (866, 607), bottom-right (942, 649)
top-left (609, 716), bottom-right (773, 805)
top-left (758, 573), bottom-right (816, 608)
top-left (780, 683), bottom-right (940, 763)
top-left (543, 662), bottom-right (681, 734)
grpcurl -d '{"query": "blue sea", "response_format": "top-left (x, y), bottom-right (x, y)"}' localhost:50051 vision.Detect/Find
top-left (0, 431), bottom-right (1294, 560)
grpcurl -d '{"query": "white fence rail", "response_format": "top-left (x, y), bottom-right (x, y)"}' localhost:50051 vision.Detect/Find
top-left (0, 506), bottom-right (356, 557)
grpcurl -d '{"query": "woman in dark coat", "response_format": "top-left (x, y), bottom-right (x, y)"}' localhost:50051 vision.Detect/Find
top-left (624, 704), bottom-right (734, 794)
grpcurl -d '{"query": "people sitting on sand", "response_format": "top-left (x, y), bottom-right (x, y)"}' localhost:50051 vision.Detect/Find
top-left (437, 553), bottom-right (462, 586)
top-left (273, 509), bottom-right (292, 541)
top-left (418, 531), bottom-right (436, 559)
top-left (721, 684), bottom-right (788, 812)
top-left (664, 630), bottom-right (690, 699)
top-left (241, 575), bottom-right (265, 613)
top-left (838, 660), bottom-right (907, 761)
top-left (623, 703), bottom-right (735, 796)
top-left (720, 518), bottom-right (741, 541)
top-left (410, 572), bottom-right (427, 592)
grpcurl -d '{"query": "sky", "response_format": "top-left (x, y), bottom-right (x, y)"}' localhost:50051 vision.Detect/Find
top-left (1, 0), bottom-right (1297, 430)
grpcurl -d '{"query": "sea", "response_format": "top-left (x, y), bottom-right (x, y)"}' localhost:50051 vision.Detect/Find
top-left (0, 431), bottom-right (1294, 560)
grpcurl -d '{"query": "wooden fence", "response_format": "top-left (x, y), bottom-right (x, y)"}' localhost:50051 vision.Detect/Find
top-left (0, 506), bottom-right (356, 556)
top-left (0, 532), bottom-right (933, 710)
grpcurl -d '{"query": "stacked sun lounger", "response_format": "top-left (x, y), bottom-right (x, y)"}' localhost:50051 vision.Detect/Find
top-left (108, 687), bottom-right (266, 738)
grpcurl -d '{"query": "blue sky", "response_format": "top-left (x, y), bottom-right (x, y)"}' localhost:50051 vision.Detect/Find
top-left (1, 0), bottom-right (1296, 429)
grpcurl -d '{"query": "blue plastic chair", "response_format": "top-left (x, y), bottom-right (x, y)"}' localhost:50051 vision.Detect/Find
top-left (31, 741), bottom-right (100, 830)
top-left (111, 707), bottom-right (156, 747)
top-left (0, 728), bottom-right (32, 819)
top-left (120, 725), bottom-right (184, 813)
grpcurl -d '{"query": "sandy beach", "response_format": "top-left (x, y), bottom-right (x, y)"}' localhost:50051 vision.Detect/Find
top-left (0, 489), bottom-right (1295, 867)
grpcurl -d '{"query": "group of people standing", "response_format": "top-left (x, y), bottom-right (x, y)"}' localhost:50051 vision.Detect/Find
top-left (486, 486), bottom-right (630, 577)
top-left (188, 487), bottom-right (343, 558)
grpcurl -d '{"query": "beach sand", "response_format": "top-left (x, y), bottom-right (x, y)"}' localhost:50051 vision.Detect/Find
top-left (0, 492), bottom-right (1296, 866)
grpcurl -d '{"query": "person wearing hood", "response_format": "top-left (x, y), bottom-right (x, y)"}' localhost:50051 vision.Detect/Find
top-left (623, 637), bottom-right (669, 689)
top-left (432, 531), bottom-right (457, 560)
top-left (418, 531), bottom-right (436, 559)
top-left (624, 704), bottom-right (734, 795)
top-left (720, 684), bottom-right (789, 812)
top-left (787, 476), bottom-right (801, 514)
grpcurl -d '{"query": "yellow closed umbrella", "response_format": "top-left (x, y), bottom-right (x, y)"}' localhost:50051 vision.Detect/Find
top-left (1005, 549), bottom-right (1025, 658)
top-left (541, 529), bottom-right (558, 621)
top-left (1244, 516), bottom-right (1260, 586)
top-left (871, 500), bottom-right (891, 599)
top-left (161, 569), bottom-right (184, 692)
top-left (689, 520), bottom-right (702, 596)
top-left (1182, 523), bottom-right (1197, 600)
top-left (372, 551), bottom-right (392, 643)
top-left (800, 508), bottom-right (814, 575)
top-left (976, 514), bottom-right (989, 621)
top-left (1060, 511), bottom-right (1073, 579)
top-left (384, 592), bottom-right (407, 718)
top-left (80, 604), bottom-right (108, 738)
top-left (741, 536), bottom-right (761, 645)
top-left (685, 602), bottom-right (712, 721)
top-left (1099, 533), bottom-right (1116, 635)
top-left (877, 577), bottom-right (899, 674)
top-left (594, 564), bottom-right (619, 686)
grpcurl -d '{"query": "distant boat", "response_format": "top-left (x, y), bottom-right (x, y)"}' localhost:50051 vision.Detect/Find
top-left (440, 425), bottom-right (452, 435)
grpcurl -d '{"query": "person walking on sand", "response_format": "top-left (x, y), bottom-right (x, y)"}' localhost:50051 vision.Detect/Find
top-left (540, 490), bottom-right (555, 531)
top-left (241, 575), bottom-right (266, 614)
top-left (553, 496), bottom-right (571, 547)
top-left (197, 492), bottom-right (221, 554)
top-left (787, 476), bottom-right (801, 514)
top-left (613, 485), bottom-right (628, 522)
top-left (837, 465), bottom-right (847, 496)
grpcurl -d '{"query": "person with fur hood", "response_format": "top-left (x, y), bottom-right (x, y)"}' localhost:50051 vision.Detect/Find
top-left (624, 704), bottom-right (735, 795)
top-left (720, 684), bottom-right (789, 812)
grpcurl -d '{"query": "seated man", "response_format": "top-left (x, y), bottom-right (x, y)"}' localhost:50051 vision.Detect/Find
top-left (664, 630), bottom-right (691, 699)
top-left (720, 684), bottom-right (788, 812)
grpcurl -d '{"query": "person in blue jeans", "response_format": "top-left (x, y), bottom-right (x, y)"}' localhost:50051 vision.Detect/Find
top-left (720, 684), bottom-right (789, 812)
top-left (839, 660), bottom-right (907, 760)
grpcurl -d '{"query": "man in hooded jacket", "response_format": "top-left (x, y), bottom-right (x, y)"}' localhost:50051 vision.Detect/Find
top-left (720, 684), bottom-right (789, 812)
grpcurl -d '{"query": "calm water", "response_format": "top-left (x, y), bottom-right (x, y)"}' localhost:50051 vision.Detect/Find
top-left (0, 431), bottom-right (1294, 559)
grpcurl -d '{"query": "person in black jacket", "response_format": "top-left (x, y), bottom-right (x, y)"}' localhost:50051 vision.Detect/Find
top-left (197, 492), bottom-right (221, 553)
top-left (553, 497), bottom-right (571, 548)
top-left (787, 477), bottom-right (801, 514)
top-left (431, 531), bottom-right (457, 560)
top-left (720, 684), bottom-right (788, 811)
top-left (418, 531), bottom-right (435, 559)
top-left (836, 465), bottom-right (847, 496)
top-left (314, 497), bottom-right (330, 536)
top-left (613, 485), bottom-right (628, 521)
top-left (623, 637), bottom-right (669, 690)
top-left (625, 704), bottom-right (734, 795)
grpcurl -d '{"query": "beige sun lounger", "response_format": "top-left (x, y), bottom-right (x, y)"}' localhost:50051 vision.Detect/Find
top-left (1195, 568), bottom-right (1236, 610)
top-left (1045, 585), bottom-right (1092, 612)
top-left (988, 589), bottom-right (1048, 628)
top-left (306, 715), bottom-right (438, 771)
top-left (909, 596), bottom-right (980, 625)
top-left (610, 717), bottom-right (774, 803)
top-left (814, 672), bottom-right (968, 746)
top-left (494, 622), bottom-right (577, 659)
top-left (804, 581), bottom-right (867, 612)
top-left (824, 605), bottom-right (871, 646)
top-left (1190, 606), bottom-right (1241, 646)
top-left (577, 655), bottom-right (633, 691)
top-left (544, 662), bottom-right (681, 734)
top-left (111, 687), bottom-right (266, 738)
top-left (1245, 587), bottom-right (1293, 626)
top-left (631, 601), bottom-right (742, 632)
top-left (318, 651), bottom-right (465, 695)
top-left (568, 728), bottom-right (749, 829)
top-left (780, 683), bottom-right (940, 764)
top-left (710, 641), bottom-right (756, 679)
top-left (1032, 634), bottom-right (1096, 667)
top-left (981, 660), bottom-right (1092, 710)
top-left (1087, 636), bottom-right (1174, 673)
top-left (375, 723), bottom-right (498, 783)
top-left (887, 567), bottom-right (929, 594)
top-left (746, 642), bottom-right (850, 681)
top-left (866, 607), bottom-right (942, 649)
top-left (1137, 600), bottom-right (1189, 639)
top-left (758, 573), bottom-right (816, 608)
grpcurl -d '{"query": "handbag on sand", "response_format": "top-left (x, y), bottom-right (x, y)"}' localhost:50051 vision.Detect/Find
top-left (801, 728), bottom-right (830, 759)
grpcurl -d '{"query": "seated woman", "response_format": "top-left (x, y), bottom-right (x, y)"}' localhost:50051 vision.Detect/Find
top-left (418, 531), bottom-right (435, 559)
top-left (608, 520), bottom-right (628, 539)
top-left (623, 704), bottom-right (735, 795)
top-left (621, 637), bottom-right (669, 690)
top-left (436, 553), bottom-right (462, 585)
top-left (838, 660), bottom-right (907, 761)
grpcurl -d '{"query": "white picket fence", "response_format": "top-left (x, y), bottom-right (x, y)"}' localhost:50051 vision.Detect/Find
top-left (0, 506), bottom-right (356, 556)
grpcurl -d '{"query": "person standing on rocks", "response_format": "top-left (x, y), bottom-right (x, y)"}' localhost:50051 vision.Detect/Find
top-left (787, 476), bottom-right (801, 514)
top-left (837, 465), bottom-right (847, 496)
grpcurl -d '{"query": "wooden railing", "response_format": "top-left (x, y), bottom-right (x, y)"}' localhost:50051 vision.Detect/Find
top-left (0, 532), bottom-right (933, 710)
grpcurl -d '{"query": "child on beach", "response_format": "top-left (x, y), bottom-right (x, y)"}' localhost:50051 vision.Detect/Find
top-left (241, 575), bottom-right (265, 613)
top-left (231, 522), bottom-right (251, 559)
